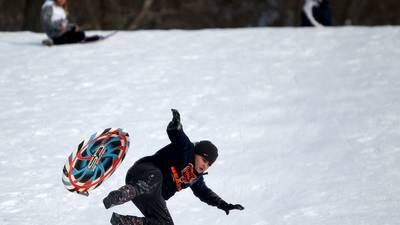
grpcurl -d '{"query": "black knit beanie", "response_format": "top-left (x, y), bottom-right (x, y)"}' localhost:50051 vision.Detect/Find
top-left (194, 140), bottom-right (218, 165)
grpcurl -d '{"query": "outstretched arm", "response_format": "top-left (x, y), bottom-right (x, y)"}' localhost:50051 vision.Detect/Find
top-left (191, 177), bottom-right (244, 215)
top-left (166, 109), bottom-right (191, 149)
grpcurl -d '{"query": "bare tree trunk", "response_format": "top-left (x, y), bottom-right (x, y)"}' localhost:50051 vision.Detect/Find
top-left (125, 0), bottom-right (154, 30)
top-left (83, 0), bottom-right (100, 29)
top-left (100, 0), bottom-right (105, 29)
top-left (22, 0), bottom-right (42, 31)
top-left (348, 0), bottom-right (363, 25)
top-left (21, 0), bottom-right (29, 30)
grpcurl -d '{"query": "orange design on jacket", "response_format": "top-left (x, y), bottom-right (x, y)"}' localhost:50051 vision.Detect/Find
top-left (170, 163), bottom-right (197, 191)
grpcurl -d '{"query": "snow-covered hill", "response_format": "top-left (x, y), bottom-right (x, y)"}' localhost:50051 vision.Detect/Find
top-left (0, 27), bottom-right (399, 225)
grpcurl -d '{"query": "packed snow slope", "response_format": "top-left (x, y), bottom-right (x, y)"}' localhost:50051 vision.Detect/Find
top-left (0, 27), bottom-right (399, 225)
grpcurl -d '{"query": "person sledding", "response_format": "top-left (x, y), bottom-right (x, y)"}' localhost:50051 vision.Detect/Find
top-left (103, 109), bottom-right (244, 225)
top-left (40, 0), bottom-right (103, 45)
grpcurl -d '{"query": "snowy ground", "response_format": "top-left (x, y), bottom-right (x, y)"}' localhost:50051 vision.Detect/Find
top-left (0, 27), bottom-right (400, 225)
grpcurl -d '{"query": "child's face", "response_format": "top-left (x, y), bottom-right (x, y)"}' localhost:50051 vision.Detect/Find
top-left (194, 154), bottom-right (210, 174)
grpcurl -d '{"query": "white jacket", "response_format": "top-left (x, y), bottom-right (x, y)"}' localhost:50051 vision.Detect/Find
top-left (41, 0), bottom-right (73, 38)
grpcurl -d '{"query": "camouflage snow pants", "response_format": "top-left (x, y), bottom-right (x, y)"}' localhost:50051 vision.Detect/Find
top-left (104, 162), bottom-right (174, 225)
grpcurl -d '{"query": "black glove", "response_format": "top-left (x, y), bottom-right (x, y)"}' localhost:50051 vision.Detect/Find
top-left (167, 109), bottom-right (181, 130)
top-left (218, 202), bottom-right (245, 215)
top-left (171, 109), bottom-right (180, 124)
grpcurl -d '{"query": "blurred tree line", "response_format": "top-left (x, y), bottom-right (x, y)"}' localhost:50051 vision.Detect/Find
top-left (0, 0), bottom-right (399, 31)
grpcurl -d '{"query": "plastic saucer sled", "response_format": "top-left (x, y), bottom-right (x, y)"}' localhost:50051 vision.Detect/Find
top-left (62, 128), bottom-right (130, 196)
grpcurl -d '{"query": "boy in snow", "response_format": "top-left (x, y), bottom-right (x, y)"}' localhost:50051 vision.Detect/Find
top-left (40, 0), bottom-right (102, 45)
top-left (103, 109), bottom-right (244, 225)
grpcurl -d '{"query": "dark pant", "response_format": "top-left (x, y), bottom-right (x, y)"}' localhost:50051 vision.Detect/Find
top-left (125, 163), bottom-right (174, 225)
top-left (52, 29), bottom-right (101, 45)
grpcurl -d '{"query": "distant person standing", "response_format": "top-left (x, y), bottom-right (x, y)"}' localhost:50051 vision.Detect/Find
top-left (40, 0), bottom-right (102, 45)
top-left (301, 0), bottom-right (333, 27)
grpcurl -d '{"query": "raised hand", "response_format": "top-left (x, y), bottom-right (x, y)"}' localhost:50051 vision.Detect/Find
top-left (167, 109), bottom-right (182, 130)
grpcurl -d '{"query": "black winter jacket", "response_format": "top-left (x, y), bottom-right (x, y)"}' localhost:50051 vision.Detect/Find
top-left (137, 122), bottom-right (226, 207)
